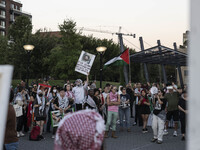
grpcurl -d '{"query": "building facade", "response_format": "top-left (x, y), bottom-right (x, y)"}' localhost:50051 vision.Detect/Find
top-left (177, 31), bottom-right (189, 87)
top-left (0, 0), bottom-right (31, 36)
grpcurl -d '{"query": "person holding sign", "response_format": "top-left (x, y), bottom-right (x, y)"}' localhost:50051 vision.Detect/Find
top-left (72, 74), bottom-right (89, 111)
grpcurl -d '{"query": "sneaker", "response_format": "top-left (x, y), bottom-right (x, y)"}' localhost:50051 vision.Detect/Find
top-left (19, 131), bottom-right (25, 137)
top-left (173, 131), bottom-right (178, 137)
top-left (39, 135), bottom-right (45, 140)
top-left (163, 130), bottom-right (168, 135)
top-left (181, 136), bottom-right (185, 141)
top-left (52, 135), bottom-right (55, 139)
top-left (151, 138), bottom-right (157, 142)
top-left (132, 122), bottom-right (137, 126)
top-left (17, 132), bottom-right (20, 138)
top-left (145, 128), bottom-right (148, 133)
top-left (127, 129), bottom-right (131, 132)
top-left (142, 129), bottom-right (146, 133)
top-left (157, 140), bottom-right (162, 144)
top-left (117, 120), bottom-right (120, 124)
top-left (131, 116), bottom-right (134, 118)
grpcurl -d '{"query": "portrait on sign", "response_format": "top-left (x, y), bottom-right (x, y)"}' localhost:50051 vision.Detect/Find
top-left (81, 52), bottom-right (92, 64)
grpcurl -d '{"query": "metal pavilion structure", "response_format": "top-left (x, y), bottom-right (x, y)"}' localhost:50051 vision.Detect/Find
top-left (130, 37), bottom-right (187, 88)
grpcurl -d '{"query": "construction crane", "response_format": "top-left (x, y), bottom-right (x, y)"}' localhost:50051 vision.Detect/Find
top-left (78, 26), bottom-right (136, 38)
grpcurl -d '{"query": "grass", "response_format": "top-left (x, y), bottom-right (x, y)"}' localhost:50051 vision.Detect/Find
top-left (12, 79), bottom-right (120, 88)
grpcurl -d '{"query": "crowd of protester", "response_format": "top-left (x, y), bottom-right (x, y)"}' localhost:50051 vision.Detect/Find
top-left (3, 75), bottom-right (188, 149)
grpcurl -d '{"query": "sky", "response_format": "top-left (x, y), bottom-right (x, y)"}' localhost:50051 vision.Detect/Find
top-left (20, 0), bottom-right (189, 51)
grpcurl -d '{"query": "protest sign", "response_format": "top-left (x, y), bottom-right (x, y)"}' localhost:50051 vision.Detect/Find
top-left (51, 110), bottom-right (64, 127)
top-left (37, 83), bottom-right (51, 97)
top-left (75, 51), bottom-right (95, 75)
top-left (13, 104), bottom-right (23, 117)
top-left (0, 65), bottom-right (13, 149)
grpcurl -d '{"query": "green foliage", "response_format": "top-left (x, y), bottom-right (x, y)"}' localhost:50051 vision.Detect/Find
top-left (29, 30), bottom-right (58, 79)
top-left (8, 16), bottom-right (33, 79)
top-left (1, 17), bottom-right (175, 84)
top-left (0, 35), bottom-right (8, 64)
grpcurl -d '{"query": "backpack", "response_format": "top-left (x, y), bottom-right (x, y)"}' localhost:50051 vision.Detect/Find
top-left (29, 125), bottom-right (41, 141)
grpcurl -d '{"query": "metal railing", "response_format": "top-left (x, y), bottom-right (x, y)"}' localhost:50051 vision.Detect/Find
top-left (12, 0), bottom-right (21, 4)
top-left (0, 3), bottom-right (6, 7)
top-left (0, 15), bottom-right (5, 18)
top-left (0, 25), bottom-right (5, 29)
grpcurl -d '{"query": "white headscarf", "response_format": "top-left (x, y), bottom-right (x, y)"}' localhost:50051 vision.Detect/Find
top-left (37, 90), bottom-right (46, 115)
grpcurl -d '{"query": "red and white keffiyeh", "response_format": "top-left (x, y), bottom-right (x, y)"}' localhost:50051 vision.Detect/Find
top-left (54, 109), bottom-right (105, 150)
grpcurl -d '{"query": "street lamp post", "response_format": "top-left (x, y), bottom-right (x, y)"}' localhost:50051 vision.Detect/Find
top-left (96, 46), bottom-right (107, 88)
top-left (23, 45), bottom-right (34, 89)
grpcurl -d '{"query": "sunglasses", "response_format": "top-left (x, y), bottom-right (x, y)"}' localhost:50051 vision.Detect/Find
top-left (113, 88), bottom-right (117, 90)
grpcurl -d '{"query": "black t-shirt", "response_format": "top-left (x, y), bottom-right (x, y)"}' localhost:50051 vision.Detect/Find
top-left (53, 97), bottom-right (59, 109)
top-left (126, 88), bottom-right (134, 101)
top-left (153, 98), bottom-right (167, 115)
top-left (120, 94), bottom-right (130, 108)
top-left (178, 98), bottom-right (187, 117)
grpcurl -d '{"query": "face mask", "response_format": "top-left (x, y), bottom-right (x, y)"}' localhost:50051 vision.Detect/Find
top-left (53, 89), bottom-right (57, 93)
top-left (39, 93), bottom-right (43, 97)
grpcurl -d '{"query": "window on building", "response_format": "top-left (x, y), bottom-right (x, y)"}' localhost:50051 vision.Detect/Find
top-left (0, 21), bottom-right (5, 27)
top-left (1, 0), bottom-right (6, 5)
top-left (1, 10), bottom-right (5, 16)
top-left (11, 4), bottom-right (14, 9)
top-left (184, 70), bottom-right (188, 76)
top-left (0, 31), bottom-right (5, 36)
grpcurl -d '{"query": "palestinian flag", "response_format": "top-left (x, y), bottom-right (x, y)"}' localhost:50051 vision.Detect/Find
top-left (104, 49), bottom-right (129, 68)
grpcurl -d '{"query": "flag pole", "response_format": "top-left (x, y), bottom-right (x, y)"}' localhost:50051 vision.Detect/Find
top-left (128, 49), bottom-right (131, 82)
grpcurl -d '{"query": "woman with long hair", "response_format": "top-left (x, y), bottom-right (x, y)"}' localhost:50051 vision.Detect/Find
top-left (178, 91), bottom-right (187, 141)
top-left (138, 90), bottom-right (151, 133)
top-left (34, 90), bottom-right (47, 139)
top-left (104, 86), bottom-right (120, 138)
top-left (119, 87), bottom-right (131, 132)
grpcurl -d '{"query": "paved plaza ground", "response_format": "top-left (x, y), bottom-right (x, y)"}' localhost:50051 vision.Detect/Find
top-left (18, 118), bottom-right (186, 150)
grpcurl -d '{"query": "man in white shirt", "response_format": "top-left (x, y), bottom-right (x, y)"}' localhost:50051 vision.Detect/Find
top-left (150, 83), bottom-right (158, 97)
top-left (72, 74), bottom-right (89, 111)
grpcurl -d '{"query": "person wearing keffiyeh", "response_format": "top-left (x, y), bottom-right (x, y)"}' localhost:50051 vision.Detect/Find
top-left (54, 109), bottom-right (105, 150)
top-left (34, 90), bottom-right (47, 139)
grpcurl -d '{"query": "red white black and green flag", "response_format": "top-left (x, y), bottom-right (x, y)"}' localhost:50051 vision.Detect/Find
top-left (104, 49), bottom-right (129, 68)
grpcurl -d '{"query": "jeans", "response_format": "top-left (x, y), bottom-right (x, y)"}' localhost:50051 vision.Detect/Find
top-left (106, 111), bottom-right (118, 131)
top-left (119, 107), bottom-right (130, 128)
top-left (152, 114), bottom-right (165, 141)
top-left (5, 142), bottom-right (18, 150)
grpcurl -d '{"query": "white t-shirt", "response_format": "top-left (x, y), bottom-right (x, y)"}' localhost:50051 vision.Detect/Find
top-left (150, 86), bottom-right (158, 95)
top-left (72, 83), bottom-right (88, 104)
top-left (102, 92), bottom-right (109, 104)
top-left (134, 88), bottom-right (143, 105)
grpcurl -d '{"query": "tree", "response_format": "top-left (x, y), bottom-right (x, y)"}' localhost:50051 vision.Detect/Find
top-left (29, 30), bottom-right (58, 79)
top-left (8, 16), bottom-right (33, 79)
top-left (47, 19), bottom-right (82, 79)
top-left (0, 35), bottom-right (8, 64)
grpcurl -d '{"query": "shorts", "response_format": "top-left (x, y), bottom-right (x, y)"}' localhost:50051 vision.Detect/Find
top-left (166, 110), bottom-right (179, 122)
top-left (36, 116), bottom-right (46, 121)
top-left (140, 105), bottom-right (150, 115)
